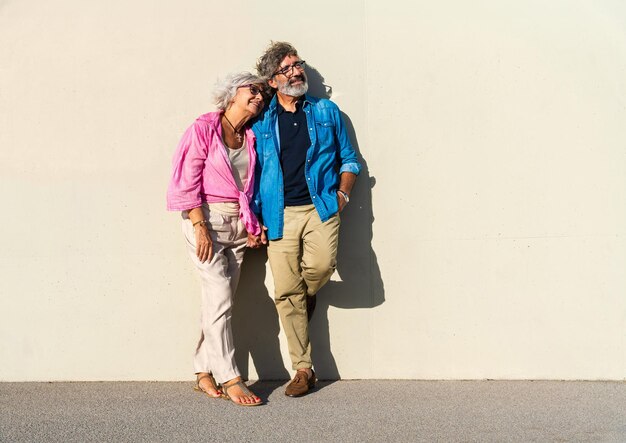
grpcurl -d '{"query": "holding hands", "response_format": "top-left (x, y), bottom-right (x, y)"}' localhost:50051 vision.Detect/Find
top-left (246, 226), bottom-right (268, 249)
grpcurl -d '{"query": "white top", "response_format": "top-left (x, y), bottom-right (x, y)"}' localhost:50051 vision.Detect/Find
top-left (223, 135), bottom-right (249, 192)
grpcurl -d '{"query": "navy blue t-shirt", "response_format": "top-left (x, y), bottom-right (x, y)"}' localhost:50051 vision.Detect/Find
top-left (277, 101), bottom-right (312, 206)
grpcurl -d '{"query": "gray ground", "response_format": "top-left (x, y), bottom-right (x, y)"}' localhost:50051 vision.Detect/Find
top-left (1, 381), bottom-right (625, 442)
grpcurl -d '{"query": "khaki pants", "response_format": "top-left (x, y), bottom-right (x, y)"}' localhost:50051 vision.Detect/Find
top-left (182, 202), bottom-right (247, 384)
top-left (267, 204), bottom-right (340, 370)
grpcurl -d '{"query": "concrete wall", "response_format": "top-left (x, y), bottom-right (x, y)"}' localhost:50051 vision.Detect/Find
top-left (1, 0), bottom-right (624, 381)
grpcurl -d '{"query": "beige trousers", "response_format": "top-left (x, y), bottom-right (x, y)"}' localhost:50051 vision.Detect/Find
top-left (182, 202), bottom-right (247, 384)
top-left (267, 204), bottom-right (341, 370)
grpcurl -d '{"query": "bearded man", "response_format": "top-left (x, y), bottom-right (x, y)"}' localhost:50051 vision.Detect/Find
top-left (251, 42), bottom-right (361, 397)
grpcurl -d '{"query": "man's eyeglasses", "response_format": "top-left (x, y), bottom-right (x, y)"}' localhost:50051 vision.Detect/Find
top-left (240, 84), bottom-right (264, 96)
top-left (272, 60), bottom-right (306, 78)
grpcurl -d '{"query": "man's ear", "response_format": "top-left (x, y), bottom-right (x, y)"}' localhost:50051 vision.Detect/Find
top-left (268, 77), bottom-right (277, 89)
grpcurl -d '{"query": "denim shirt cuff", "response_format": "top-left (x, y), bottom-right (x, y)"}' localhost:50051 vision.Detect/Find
top-left (339, 162), bottom-right (361, 175)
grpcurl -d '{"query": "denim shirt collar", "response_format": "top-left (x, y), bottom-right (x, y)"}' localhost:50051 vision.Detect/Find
top-left (268, 93), bottom-right (313, 113)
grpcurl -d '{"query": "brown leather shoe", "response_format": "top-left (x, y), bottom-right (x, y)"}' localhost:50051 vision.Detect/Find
top-left (285, 369), bottom-right (316, 397)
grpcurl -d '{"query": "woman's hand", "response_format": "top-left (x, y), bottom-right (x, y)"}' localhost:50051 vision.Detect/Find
top-left (194, 223), bottom-right (213, 263)
top-left (246, 232), bottom-right (261, 248)
top-left (246, 226), bottom-right (268, 248)
top-left (188, 207), bottom-right (212, 262)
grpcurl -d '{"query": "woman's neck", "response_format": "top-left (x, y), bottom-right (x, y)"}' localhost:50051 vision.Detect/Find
top-left (223, 108), bottom-right (249, 132)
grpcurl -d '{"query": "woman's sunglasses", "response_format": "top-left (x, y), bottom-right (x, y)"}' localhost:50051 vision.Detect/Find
top-left (240, 84), bottom-right (264, 96)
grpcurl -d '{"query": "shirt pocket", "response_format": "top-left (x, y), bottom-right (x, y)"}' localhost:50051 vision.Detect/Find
top-left (315, 121), bottom-right (336, 148)
top-left (258, 132), bottom-right (274, 159)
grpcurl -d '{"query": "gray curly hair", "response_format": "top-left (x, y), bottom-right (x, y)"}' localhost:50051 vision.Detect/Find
top-left (256, 41), bottom-right (299, 80)
top-left (213, 72), bottom-right (264, 111)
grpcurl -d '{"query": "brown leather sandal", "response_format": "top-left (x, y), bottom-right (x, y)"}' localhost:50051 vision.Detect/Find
top-left (222, 380), bottom-right (263, 407)
top-left (194, 373), bottom-right (222, 398)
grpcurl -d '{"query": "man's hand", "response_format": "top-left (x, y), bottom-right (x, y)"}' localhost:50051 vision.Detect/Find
top-left (337, 190), bottom-right (349, 212)
top-left (336, 172), bottom-right (356, 213)
top-left (246, 226), bottom-right (268, 248)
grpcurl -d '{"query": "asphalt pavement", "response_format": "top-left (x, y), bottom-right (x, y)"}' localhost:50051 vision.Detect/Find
top-left (1, 380), bottom-right (625, 442)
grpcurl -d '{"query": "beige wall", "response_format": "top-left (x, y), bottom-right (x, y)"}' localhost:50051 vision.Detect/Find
top-left (1, 0), bottom-right (624, 381)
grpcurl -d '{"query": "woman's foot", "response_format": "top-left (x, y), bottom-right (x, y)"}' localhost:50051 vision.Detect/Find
top-left (195, 373), bottom-right (222, 398)
top-left (222, 377), bottom-right (262, 406)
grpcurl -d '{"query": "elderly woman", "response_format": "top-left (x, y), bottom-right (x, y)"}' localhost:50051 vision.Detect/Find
top-left (167, 72), bottom-right (265, 406)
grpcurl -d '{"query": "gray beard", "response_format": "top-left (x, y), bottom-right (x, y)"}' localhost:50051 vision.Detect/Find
top-left (278, 79), bottom-right (308, 97)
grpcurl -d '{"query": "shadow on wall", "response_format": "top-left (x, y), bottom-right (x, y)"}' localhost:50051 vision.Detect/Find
top-left (232, 64), bottom-right (385, 381)
top-left (232, 247), bottom-right (290, 381)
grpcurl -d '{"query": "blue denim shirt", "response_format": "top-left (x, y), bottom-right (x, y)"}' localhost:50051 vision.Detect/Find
top-left (251, 94), bottom-right (361, 240)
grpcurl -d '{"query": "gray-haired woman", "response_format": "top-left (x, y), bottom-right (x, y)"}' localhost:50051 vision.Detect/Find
top-left (167, 72), bottom-right (266, 406)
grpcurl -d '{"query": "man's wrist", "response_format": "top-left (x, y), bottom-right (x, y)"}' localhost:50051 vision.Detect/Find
top-left (337, 190), bottom-right (350, 203)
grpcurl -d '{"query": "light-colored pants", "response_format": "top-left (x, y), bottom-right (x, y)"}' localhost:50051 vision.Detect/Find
top-left (267, 204), bottom-right (340, 370)
top-left (182, 202), bottom-right (247, 384)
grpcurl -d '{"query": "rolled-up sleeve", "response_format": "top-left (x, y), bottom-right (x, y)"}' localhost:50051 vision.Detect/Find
top-left (333, 107), bottom-right (361, 176)
top-left (166, 122), bottom-right (208, 211)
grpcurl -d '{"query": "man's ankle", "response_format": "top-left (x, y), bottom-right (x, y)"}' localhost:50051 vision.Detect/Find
top-left (297, 368), bottom-right (313, 378)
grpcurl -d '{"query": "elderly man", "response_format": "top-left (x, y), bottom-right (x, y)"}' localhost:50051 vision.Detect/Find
top-left (252, 42), bottom-right (361, 397)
